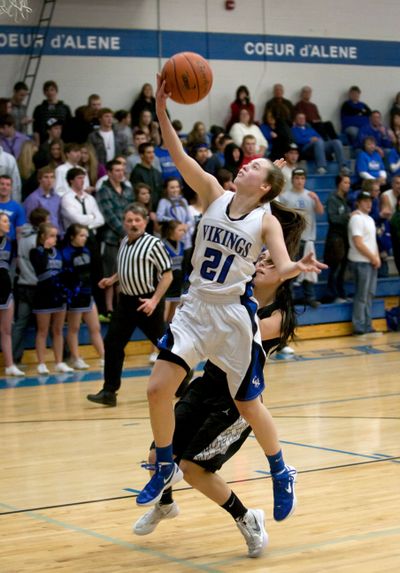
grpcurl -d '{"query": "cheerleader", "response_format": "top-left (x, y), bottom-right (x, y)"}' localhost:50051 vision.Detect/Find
top-left (29, 223), bottom-right (73, 375)
top-left (161, 220), bottom-right (186, 323)
top-left (0, 213), bottom-right (24, 377)
top-left (62, 224), bottom-right (104, 369)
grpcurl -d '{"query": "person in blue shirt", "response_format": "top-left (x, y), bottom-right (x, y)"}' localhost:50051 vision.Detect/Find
top-left (0, 174), bottom-right (25, 242)
top-left (291, 112), bottom-right (346, 174)
top-left (355, 136), bottom-right (387, 186)
top-left (356, 110), bottom-right (394, 154)
top-left (0, 212), bottom-right (25, 376)
top-left (340, 85), bottom-right (371, 146)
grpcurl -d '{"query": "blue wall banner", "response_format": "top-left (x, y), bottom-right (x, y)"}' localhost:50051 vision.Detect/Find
top-left (0, 26), bottom-right (398, 67)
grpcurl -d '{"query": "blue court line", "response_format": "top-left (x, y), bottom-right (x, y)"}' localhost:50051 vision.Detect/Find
top-left (0, 502), bottom-right (222, 573)
top-left (280, 440), bottom-right (400, 461)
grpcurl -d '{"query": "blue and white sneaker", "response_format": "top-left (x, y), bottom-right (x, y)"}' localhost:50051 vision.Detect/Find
top-left (136, 462), bottom-right (183, 506)
top-left (272, 465), bottom-right (297, 521)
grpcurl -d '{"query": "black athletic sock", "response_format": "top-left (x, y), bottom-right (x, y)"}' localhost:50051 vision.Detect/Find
top-left (159, 487), bottom-right (173, 506)
top-left (221, 491), bottom-right (247, 521)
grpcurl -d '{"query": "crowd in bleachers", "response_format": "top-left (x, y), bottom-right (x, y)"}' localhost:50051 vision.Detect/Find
top-left (0, 78), bottom-right (400, 377)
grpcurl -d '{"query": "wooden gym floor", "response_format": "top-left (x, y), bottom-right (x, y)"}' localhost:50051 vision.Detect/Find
top-left (1, 332), bottom-right (400, 572)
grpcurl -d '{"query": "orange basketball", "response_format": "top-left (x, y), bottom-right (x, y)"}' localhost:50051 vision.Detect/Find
top-left (161, 52), bottom-right (213, 105)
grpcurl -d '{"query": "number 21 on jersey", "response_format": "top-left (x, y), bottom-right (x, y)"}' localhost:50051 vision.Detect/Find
top-left (200, 247), bottom-right (235, 284)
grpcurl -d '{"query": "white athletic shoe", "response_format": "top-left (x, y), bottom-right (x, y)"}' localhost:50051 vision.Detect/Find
top-left (37, 363), bottom-right (50, 375)
top-left (236, 509), bottom-right (269, 558)
top-left (55, 362), bottom-right (74, 373)
top-left (133, 501), bottom-right (179, 535)
top-left (5, 364), bottom-right (25, 377)
top-left (148, 351), bottom-right (159, 364)
top-left (70, 357), bottom-right (90, 370)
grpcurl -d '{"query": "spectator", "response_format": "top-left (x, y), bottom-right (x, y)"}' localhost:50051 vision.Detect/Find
top-left (0, 145), bottom-right (22, 201)
top-left (0, 213), bottom-right (24, 377)
top-left (280, 168), bottom-right (324, 307)
top-left (88, 108), bottom-right (129, 167)
top-left (186, 121), bottom-right (211, 153)
top-left (54, 142), bottom-right (90, 197)
top-left (134, 109), bottom-right (161, 147)
top-left (0, 113), bottom-right (30, 159)
top-left (229, 109), bottom-right (268, 156)
top-left (292, 112), bottom-right (346, 175)
top-left (0, 98), bottom-right (12, 116)
top-left (240, 134), bottom-right (263, 167)
top-left (340, 86), bottom-right (371, 146)
top-left (126, 129), bottom-right (152, 175)
top-left (130, 142), bottom-right (164, 208)
top-left (130, 83), bottom-right (157, 128)
top-left (0, 174), bottom-right (25, 241)
top-left (259, 109), bottom-right (293, 160)
top-left (30, 222), bottom-right (74, 374)
top-left (17, 140), bottom-right (39, 200)
top-left (114, 109), bottom-right (134, 151)
top-left (33, 80), bottom-right (72, 144)
top-left (355, 136), bottom-right (387, 185)
top-left (34, 118), bottom-right (64, 168)
top-left (389, 111), bottom-right (400, 141)
top-left (211, 132), bottom-right (232, 166)
top-left (216, 168), bottom-right (236, 191)
top-left (380, 174), bottom-right (400, 217)
top-left (24, 166), bottom-right (63, 232)
top-left (62, 224), bottom-right (105, 369)
top-left (263, 83), bottom-right (294, 126)
top-left (324, 174), bottom-right (351, 303)
top-left (155, 140), bottom-right (181, 182)
top-left (73, 93), bottom-right (102, 142)
top-left (161, 220), bottom-right (186, 323)
top-left (10, 81), bottom-right (31, 134)
top-left (387, 137), bottom-right (400, 177)
top-left (12, 207), bottom-right (50, 365)
top-left (347, 191), bottom-right (381, 336)
top-left (294, 86), bottom-right (338, 141)
top-left (356, 110), bottom-right (394, 155)
top-left (223, 142), bottom-right (244, 178)
top-left (61, 167), bottom-right (104, 231)
top-left (96, 159), bottom-right (134, 317)
top-left (79, 142), bottom-right (106, 190)
top-left (225, 85), bottom-right (256, 132)
top-left (389, 92), bottom-right (400, 122)
top-left (44, 139), bottom-right (64, 171)
top-left (86, 203), bottom-right (172, 407)
top-left (281, 143), bottom-right (300, 193)
top-left (390, 194), bottom-right (400, 275)
top-left (156, 177), bottom-right (195, 259)
top-left (133, 182), bottom-right (159, 235)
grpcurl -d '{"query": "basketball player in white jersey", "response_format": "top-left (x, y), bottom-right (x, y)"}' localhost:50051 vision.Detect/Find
top-left (137, 74), bottom-right (326, 513)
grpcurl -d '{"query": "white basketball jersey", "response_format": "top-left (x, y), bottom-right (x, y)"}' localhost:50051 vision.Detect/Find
top-left (189, 191), bottom-right (265, 299)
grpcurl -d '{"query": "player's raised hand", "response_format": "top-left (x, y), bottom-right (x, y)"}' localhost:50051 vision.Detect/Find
top-left (155, 73), bottom-right (170, 110)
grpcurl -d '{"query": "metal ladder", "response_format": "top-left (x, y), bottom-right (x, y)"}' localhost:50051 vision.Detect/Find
top-left (23, 0), bottom-right (57, 108)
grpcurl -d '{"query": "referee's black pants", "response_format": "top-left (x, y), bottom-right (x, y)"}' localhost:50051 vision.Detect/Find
top-left (103, 292), bottom-right (165, 393)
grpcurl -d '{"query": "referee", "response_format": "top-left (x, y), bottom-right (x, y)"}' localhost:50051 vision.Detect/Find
top-left (87, 203), bottom-right (172, 406)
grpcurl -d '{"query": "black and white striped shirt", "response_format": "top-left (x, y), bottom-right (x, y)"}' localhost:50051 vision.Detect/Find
top-left (117, 233), bottom-right (171, 296)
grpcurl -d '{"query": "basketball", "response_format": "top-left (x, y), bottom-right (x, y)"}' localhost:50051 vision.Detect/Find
top-left (161, 52), bottom-right (213, 105)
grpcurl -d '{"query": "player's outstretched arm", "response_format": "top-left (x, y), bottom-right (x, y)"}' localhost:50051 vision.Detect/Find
top-left (156, 74), bottom-right (222, 208)
top-left (262, 213), bottom-right (327, 280)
